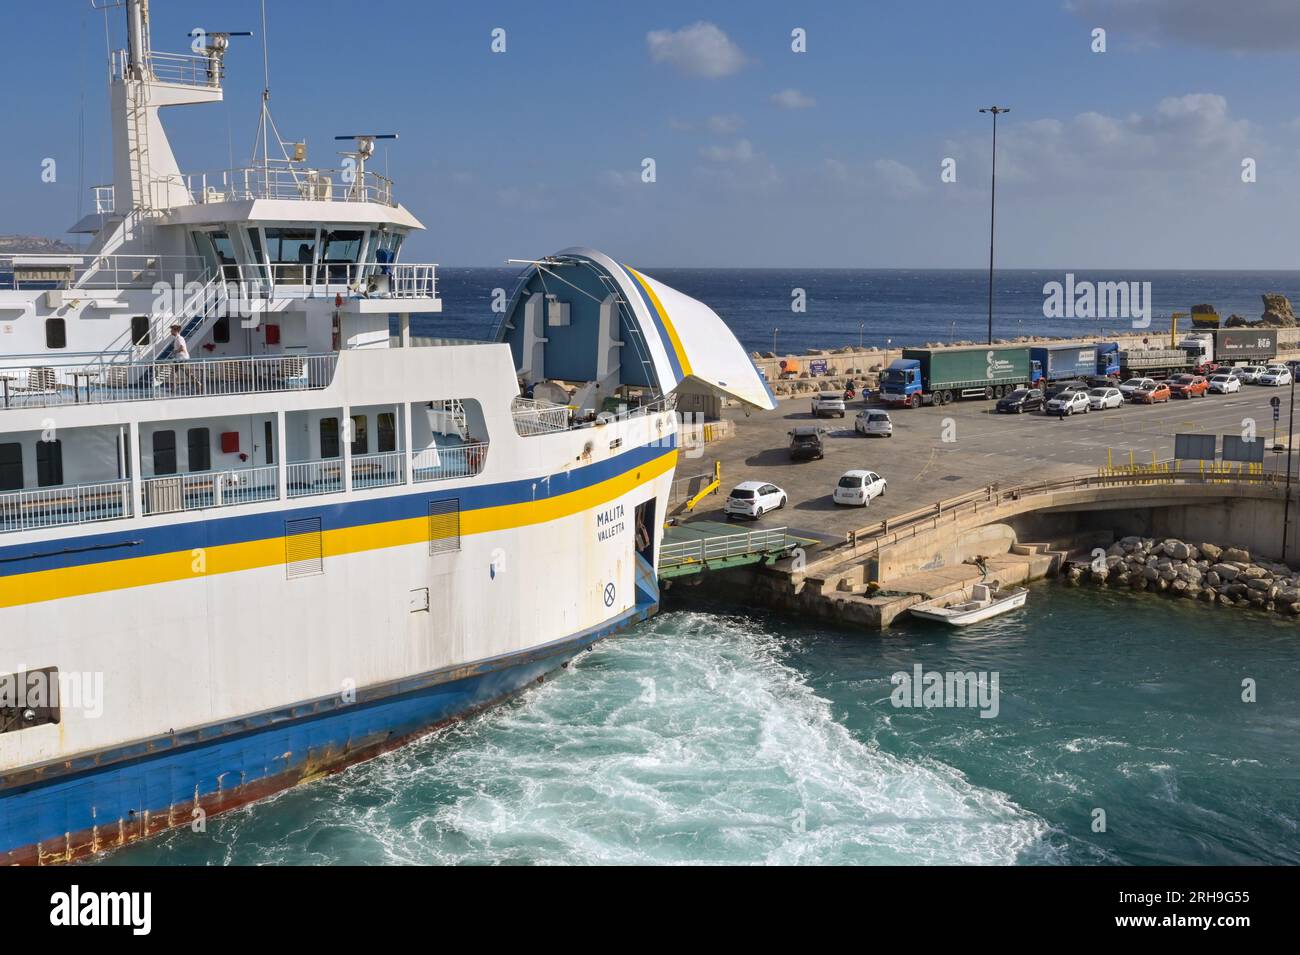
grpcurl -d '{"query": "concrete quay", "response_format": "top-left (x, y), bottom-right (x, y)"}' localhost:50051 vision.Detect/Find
top-left (669, 379), bottom-right (1300, 629)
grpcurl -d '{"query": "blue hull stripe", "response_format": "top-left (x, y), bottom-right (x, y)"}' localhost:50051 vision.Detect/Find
top-left (0, 598), bottom-right (657, 860)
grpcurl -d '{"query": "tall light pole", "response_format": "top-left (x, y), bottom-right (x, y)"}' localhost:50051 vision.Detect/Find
top-left (1284, 374), bottom-right (1295, 561)
top-left (980, 106), bottom-right (1010, 346)
top-left (859, 322), bottom-right (865, 350)
top-left (772, 326), bottom-right (779, 356)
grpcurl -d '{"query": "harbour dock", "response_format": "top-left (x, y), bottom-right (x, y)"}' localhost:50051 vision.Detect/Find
top-left (663, 336), bottom-right (1300, 627)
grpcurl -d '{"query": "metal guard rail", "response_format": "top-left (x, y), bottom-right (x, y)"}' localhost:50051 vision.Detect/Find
top-left (841, 468), bottom-right (1295, 554)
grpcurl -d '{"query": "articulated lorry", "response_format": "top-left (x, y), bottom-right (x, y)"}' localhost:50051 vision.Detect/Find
top-left (1031, 343), bottom-right (1101, 382)
top-left (1179, 329), bottom-right (1276, 367)
top-left (881, 345), bottom-right (1036, 407)
top-left (1121, 329), bottom-right (1277, 379)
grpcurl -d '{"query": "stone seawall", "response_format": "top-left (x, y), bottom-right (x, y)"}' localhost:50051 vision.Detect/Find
top-left (1064, 537), bottom-right (1300, 616)
top-left (749, 328), bottom-right (1300, 400)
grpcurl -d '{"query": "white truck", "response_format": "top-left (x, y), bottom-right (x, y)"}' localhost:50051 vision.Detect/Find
top-left (811, 391), bottom-right (847, 418)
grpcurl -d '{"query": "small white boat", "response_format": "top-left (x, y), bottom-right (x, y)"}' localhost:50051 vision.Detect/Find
top-left (909, 582), bottom-right (1028, 627)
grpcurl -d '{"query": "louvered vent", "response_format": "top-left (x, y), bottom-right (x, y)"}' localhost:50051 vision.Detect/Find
top-left (428, 499), bottom-right (461, 555)
top-left (285, 517), bottom-right (324, 578)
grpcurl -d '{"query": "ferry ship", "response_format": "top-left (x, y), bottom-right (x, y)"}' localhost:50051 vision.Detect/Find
top-left (0, 0), bottom-right (773, 864)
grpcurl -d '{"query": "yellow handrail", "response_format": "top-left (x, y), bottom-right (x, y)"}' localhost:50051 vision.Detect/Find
top-left (685, 460), bottom-right (722, 512)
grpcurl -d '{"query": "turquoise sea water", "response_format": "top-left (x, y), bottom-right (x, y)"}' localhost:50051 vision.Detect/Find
top-left (102, 585), bottom-right (1300, 866)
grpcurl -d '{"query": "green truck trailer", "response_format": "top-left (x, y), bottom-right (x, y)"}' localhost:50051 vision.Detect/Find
top-left (881, 345), bottom-right (1035, 407)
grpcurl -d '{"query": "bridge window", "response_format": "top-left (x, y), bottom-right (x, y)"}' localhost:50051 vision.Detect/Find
top-left (36, 440), bottom-right (63, 487)
top-left (152, 430), bottom-right (177, 475)
top-left (187, 428), bottom-right (211, 472)
top-left (0, 443), bottom-right (22, 491)
top-left (321, 230), bottom-right (364, 282)
top-left (45, 318), bottom-right (66, 349)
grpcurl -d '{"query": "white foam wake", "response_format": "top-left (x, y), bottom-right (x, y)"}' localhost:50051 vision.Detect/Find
top-left (320, 610), bottom-right (1054, 865)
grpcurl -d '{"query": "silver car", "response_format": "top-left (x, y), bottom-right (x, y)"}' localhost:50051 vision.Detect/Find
top-left (854, 409), bottom-right (893, 437)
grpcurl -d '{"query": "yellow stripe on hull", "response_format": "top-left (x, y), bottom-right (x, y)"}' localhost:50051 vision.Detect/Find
top-left (0, 449), bottom-right (676, 610)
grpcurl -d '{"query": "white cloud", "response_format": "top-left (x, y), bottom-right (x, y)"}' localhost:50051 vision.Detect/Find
top-left (821, 157), bottom-right (926, 199)
top-left (939, 93), bottom-right (1257, 195)
top-left (647, 22), bottom-right (748, 78)
top-left (770, 88), bottom-right (816, 110)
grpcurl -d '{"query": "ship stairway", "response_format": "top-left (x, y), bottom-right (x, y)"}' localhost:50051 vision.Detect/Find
top-left (91, 269), bottom-right (229, 374)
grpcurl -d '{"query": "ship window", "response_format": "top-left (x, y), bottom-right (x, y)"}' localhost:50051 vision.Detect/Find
top-left (212, 314), bottom-right (231, 343)
top-left (322, 230), bottom-right (364, 282)
top-left (265, 228), bottom-right (317, 284)
top-left (153, 430), bottom-right (177, 475)
top-left (1, 666), bottom-right (61, 735)
top-left (265, 229), bottom-right (317, 263)
top-left (45, 317), bottom-right (66, 349)
top-left (377, 413), bottom-right (396, 453)
top-left (350, 415), bottom-right (368, 455)
top-left (319, 417), bottom-right (340, 458)
top-left (246, 227), bottom-right (265, 265)
top-left (0, 443), bottom-right (21, 491)
top-left (131, 315), bottom-right (151, 345)
top-left (211, 231), bottom-right (239, 281)
top-left (35, 439), bottom-right (63, 487)
top-left (187, 428), bottom-right (211, 472)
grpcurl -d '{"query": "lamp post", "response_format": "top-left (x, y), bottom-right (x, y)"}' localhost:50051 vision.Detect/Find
top-left (859, 322), bottom-right (865, 350)
top-left (980, 106), bottom-right (1010, 346)
top-left (772, 326), bottom-right (779, 356)
top-left (1284, 375), bottom-right (1296, 561)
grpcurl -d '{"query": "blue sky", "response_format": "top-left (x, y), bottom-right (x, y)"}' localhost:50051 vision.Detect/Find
top-left (3, 0), bottom-right (1299, 268)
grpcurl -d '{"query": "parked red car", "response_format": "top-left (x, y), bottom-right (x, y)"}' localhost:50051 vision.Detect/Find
top-left (1134, 382), bottom-right (1172, 404)
top-left (1167, 374), bottom-right (1209, 399)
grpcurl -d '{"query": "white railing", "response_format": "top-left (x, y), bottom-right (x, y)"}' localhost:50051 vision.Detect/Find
top-left (218, 261), bottom-right (437, 300)
top-left (659, 527), bottom-right (793, 569)
top-left (0, 479), bottom-right (133, 533)
top-left (351, 451), bottom-right (405, 489)
top-left (287, 459), bottom-right (344, 499)
top-left (412, 442), bottom-right (488, 482)
top-left (511, 397), bottom-right (571, 435)
top-left (0, 354), bottom-right (337, 411)
top-left (0, 253), bottom-right (204, 291)
top-left (176, 166), bottom-right (395, 207)
top-left (112, 49), bottom-right (223, 88)
top-left (140, 466), bottom-right (278, 516)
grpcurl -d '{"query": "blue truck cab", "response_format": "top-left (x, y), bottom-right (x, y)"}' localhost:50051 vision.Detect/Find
top-left (881, 359), bottom-right (923, 405)
top-left (1095, 342), bottom-right (1120, 376)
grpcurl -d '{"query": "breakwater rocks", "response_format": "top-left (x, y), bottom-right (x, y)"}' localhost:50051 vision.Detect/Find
top-left (1064, 537), bottom-right (1300, 617)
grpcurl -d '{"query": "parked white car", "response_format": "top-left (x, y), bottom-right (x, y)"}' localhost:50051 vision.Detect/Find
top-left (811, 392), bottom-right (846, 418)
top-left (854, 409), bottom-right (893, 437)
top-left (1258, 366), bottom-right (1293, 387)
top-left (1087, 387), bottom-right (1123, 410)
top-left (1046, 390), bottom-right (1091, 415)
top-left (723, 481), bottom-right (787, 520)
top-left (1237, 365), bottom-right (1268, 384)
top-left (833, 470), bottom-right (887, 507)
top-left (1118, 377), bottom-right (1156, 400)
top-left (1208, 373), bottom-right (1241, 394)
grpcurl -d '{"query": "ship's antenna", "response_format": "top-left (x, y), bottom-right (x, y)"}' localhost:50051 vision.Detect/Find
top-left (259, 0), bottom-right (270, 167)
